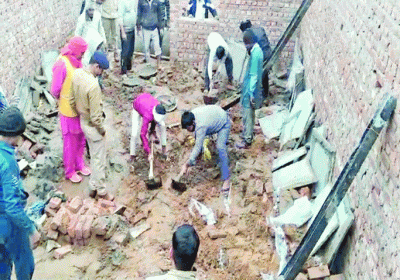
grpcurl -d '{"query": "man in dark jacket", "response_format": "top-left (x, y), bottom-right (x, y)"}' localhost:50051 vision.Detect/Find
top-left (240, 19), bottom-right (272, 97)
top-left (0, 107), bottom-right (41, 279)
top-left (137, 0), bottom-right (165, 69)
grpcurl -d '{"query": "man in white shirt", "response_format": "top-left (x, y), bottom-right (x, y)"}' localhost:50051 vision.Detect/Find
top-left (204, 32), bottom-right (234, 94)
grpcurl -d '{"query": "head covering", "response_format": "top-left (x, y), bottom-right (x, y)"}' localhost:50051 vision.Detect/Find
top-left (61, 36), bottom-right (88, 68)
top-left (91, 51), bottom-right (109, 69)
top-left (0, 107), bottom-right (26, 137)
top-left (243, 29), bottom-right (257, 44)
top-left (153, 105), bottom-right (166, 124)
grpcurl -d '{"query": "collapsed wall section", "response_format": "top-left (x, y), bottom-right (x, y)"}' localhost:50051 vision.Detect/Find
top-left (169, 0), bottom-right (303, 70)
top-left (0, 0), bottom-right (81, 97)
top-left (300, 0), bottom-right (400, 278)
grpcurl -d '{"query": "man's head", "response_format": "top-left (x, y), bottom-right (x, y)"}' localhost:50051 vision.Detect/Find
top-left (181, 111), bottom-right (195, 132)
top-left (65, 36), bottom-right (88, 60)
top-left (153, 104), bottom-right (166, 124)
top-left (216, 46), bottom-right (225, 60)
top-left (0, 107), bottom-right (26, 147)
top-left (86, 7), bottom-right (95, 19)
top-left (243, 29), bottom-right (257, 54)
top-left (89, 51), bottom-right (109, 76)
top-left (239, 20), bottom-right (252, 32)
top-left (171, 224), bottom-right (200, 271)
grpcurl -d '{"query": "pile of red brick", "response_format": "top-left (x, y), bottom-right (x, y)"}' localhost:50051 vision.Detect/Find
top-left (43, 194), bottom-right (130, 257)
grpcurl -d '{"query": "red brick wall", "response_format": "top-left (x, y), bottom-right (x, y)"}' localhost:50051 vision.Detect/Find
top-left (0, 0), bottom-right (81, 98)
top-left (169, 0), bottom-right (303, 70)
top-left (300, 0), bottom-right (400, 278)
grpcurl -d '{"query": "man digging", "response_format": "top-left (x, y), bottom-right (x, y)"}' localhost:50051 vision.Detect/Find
top-left (180, 104), bottom-right (231, 194)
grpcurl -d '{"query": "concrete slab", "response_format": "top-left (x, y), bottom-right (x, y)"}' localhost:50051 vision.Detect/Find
top-left (272, 157), bottom-right (317, 192)
top-left (272, 146), bottom-right (307, 172)
top-left (280, 89), bottom-right (314, 148)
top-left (259, 105), bottom-right (289, 141)
top-left (138, 64), bottom-right (157, 79)
top-left (309, 127), bottom-right (336, 197)
top-left (122, 76), bottom-right (142, 87)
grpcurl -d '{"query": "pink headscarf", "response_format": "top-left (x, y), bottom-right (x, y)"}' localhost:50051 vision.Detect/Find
top-left (60, 36), bottom-right (88, 68)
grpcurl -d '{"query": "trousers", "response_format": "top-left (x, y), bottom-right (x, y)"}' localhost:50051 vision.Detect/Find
top-left (0, 219), bottom-right (34, 280)
top-left (59, 114), bottom-right (86, 179)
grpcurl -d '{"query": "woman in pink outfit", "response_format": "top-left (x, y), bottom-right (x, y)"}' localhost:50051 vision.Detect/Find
top-left (51, 36), bottom-right (91, 183)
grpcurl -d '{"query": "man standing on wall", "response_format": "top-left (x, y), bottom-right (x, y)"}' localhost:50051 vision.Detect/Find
top-left (119, 0), bottom-right (139, 75)
top-left (187, 0), bottom-right (218, 19)
top-left (0, 107), bottom-right (41, 280)
top-left (137, 0), bottom-right (165, 69)
top-left (71, 52), bottom-right (111, 199)
top-left (101, 0), bottom-right (120, 62)
top-left (204, 32), bottom-right (235, 95)
top-left (240, 19), bottom-right (272, 97)
top-left (236, 29), bottom-right (263, 149)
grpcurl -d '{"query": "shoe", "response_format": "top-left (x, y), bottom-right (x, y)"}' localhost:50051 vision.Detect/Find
top-left (235, 141), bottom-right (251, 149)
top-left (78, 166), bottom-right (91, 176)
top-left (68, 173), bottom-right (82, 183)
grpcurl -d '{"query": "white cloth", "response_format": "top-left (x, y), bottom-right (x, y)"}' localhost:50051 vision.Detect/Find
top-left (206, 32), bottom-right (229, 85)
top-left (75, 10), bottom-right (106, 46)
top-left (142, 28), bottom-right (162, 61)
top-left (119, 0), bottom-right (139, 32)
top-left (195, 0), bottom-right (205, 19)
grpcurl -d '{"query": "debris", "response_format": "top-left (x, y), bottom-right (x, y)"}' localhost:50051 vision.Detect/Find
top-left (269, 196), bottom-right (312, 227)
top-left (113, 205), bottom-right (127, 216)
top-left (307, 265), bottom-right (330, 279)
top-left (129, 223), bottom-right (151, 239)
top-left (110, 249), bottom-right (126, 266)
top-left (46, 240), bottom-right (61, 252)
top-left (122, 76), bottom-right (142, 87)
top-left (54, 245), bottom-right (72, 259)
top-left (157, 94), bottom-right (177, 112)
top-left (48, 197), bottom-right (62, 210)
top-left (274, 226), bottom-right (288, 274)
top-left (112, 230), bottom-right (130, 246)
top-left (188, 198), bottom-right (216, 225)
top-left (138, 64), bottom-right (157, 79)
top-left (68, 197), bottom-right (83, 214)
top-left (272, 158), bottom-right (317, 192)
top-left (280, 89), bottom-right (314, 149)
top-left (18, 159), bottom-right (30, 172)
top-left (259, 105), bottom-right (289, 140)
top-left (218, 247), bottom-right (228, 269)
top-left (272, 146), bottom-right (307, 172)
top-left (208, 229), bottom-right (227, 240)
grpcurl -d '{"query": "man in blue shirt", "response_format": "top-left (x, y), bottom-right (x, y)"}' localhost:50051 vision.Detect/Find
top-left (236, 29), bottom-right (264, 149)
top-left (180, 105), bottom-right (231, 193)
top-left (0, 107), bottom-right (40, 279)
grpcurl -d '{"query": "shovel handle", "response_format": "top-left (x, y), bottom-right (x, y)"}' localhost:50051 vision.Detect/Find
top-left (149, 141), bottom-right (154, 179)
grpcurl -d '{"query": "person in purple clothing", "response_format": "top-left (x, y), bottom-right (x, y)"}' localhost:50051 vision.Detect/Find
top-left (180, 105), bottom-right (231, 193)
top-left (0, 107), bottom-right (41, 279)
top-left (130, 93), bottom-right (167, 160)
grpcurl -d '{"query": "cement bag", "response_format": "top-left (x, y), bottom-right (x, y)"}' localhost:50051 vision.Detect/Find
top-left (270, 196), bottom-right (313, 227)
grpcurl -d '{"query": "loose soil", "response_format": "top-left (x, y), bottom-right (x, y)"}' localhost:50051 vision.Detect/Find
top-left (27, 56), bottom-right (287, 280)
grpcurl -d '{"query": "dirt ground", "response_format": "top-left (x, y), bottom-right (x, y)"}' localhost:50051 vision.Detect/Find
top-left (25, 55), bottom-right (286, 280)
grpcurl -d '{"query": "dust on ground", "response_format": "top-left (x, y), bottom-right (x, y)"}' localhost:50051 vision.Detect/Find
top-left (29, 56), bottom-right (286, 280)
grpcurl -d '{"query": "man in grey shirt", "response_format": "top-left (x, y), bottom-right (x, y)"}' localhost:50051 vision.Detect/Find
top-left (180, 105), bottom-right (231, 193)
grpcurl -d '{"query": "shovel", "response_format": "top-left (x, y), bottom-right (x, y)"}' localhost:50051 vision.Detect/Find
top-left (145, 141), bottom-right (162, 190)
top-left (171, 170), bottom-right (187, 192)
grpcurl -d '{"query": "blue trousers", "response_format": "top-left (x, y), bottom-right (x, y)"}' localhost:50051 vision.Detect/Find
top-left (0, 222), bottom-right (34, 280)
top-left (216, 119), bottom-right (231, 181)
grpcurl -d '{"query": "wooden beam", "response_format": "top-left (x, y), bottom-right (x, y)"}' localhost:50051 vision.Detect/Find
top-left (279, 93), bottom-right (397, 280)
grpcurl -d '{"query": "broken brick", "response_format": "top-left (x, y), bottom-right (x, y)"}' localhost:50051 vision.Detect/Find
top-left (47, 229), bottom-right (59, 241)
top-left (68, 215), bottom-right (79, 238)
top-left (54, 245), bottom-right (72, 259)
top-left (49, 197), bottom-right (62, 210)
top-left (92, 217), bottom-right (110, 236)
top-left (114, 204), bottom-right (127, 215)
top-left (68, 196), bottom-right (83, 214)
top-left (208, 229), bottom-right (227, 240)
top-left (294, 273), bottom-right (308, 280)
top-left (99, 198), bottom-right (116, 209)
top-left (45, 204), bottom-right (58, 217)
top-left (83, 215), bottom-right (95, 239)
top-left (112, 230), bottom-right (130, 246)
top-left (50, 207), bottom-right (68, 231)
top-left (308, 265), bottom-right (330, 279)
top-left (75, 216), bottom-right (87, 240)
top-left (255, 179), bottom-right (264, 196)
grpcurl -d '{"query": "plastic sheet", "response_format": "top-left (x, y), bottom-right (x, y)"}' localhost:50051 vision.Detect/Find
top-left (189, 198), bottom-right (216, 225)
